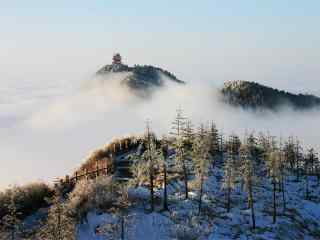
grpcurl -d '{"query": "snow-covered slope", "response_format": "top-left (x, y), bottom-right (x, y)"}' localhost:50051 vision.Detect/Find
top-left (76, 167), bottom-right (320, 240)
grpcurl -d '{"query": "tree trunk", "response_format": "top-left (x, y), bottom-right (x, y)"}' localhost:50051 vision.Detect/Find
top-left (150, 171), bottom-right (154, 211)
top-left (163, 163), bottom-right (169, 211)
top-left (296, 167), bottom-right (300, 182)
top-left (11, 229), bottom-right (14, 240)
top-left (183, 161), bottom-right (188, 199)
top-left (227, 186), bottom-right (231, 213)
top-left (121, 216), bottom-right (125, 240)
top-left (272, 179), bottom-right (277, 224)
top-left (281, 175), bottom-right (286, 213)
top-left (305, 175), bottom-right (309, 200)
top-left (198, 173), bottom-right (204, 215)
top-left (249, 182), bottom-right (256, 229)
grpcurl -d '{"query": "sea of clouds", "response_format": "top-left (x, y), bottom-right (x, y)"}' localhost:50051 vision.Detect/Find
top-left (1, 72), bottom-right (320, 189)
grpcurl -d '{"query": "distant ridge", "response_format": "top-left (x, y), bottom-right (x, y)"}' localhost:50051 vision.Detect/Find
top-left (222, 80), bottom-right (320, 111)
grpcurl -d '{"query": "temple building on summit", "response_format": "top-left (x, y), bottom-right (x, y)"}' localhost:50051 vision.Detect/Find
top-left (112, 53), bottom-right (122, 65)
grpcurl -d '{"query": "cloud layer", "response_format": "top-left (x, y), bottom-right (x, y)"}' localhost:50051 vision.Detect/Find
top-left (0, 72), bottom-right (320, 189)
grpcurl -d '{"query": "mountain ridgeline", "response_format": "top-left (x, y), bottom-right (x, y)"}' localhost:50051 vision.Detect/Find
top-left (221, 80), bottom-right (320, 111)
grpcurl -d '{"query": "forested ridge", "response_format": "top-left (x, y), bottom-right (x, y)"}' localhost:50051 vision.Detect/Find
top-left (222, 80), bottom-right (320, 110)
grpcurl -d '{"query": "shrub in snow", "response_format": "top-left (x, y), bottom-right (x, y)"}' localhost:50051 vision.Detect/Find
top-left (0, 182), bottom-right (53, 220)
top-left (67, 176), bottom-right (117, 223)
top-left (0, 188), bottom-right (23, 240)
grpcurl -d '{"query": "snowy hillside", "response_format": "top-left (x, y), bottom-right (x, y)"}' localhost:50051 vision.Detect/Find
top-left (76, 172), bottom-right (320, 240)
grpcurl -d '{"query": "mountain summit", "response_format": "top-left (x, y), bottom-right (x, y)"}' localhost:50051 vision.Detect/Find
top-left (96, 53), bottom-right (184, 92)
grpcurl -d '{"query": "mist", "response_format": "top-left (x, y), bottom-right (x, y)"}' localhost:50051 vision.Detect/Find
top-left (1, 71), bottom-right (320, 189)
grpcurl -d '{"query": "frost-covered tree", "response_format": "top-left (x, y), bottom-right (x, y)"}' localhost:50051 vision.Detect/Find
top-left (131, 122), bottom-right (159, 211)
top-left (246, 132), bottom-right (266, 168)
top-left (183, 119), bottom-right (194, 148)
top-left (221, 145), bottom-right (237, 213)
top-left (39, 191), bottom-right (76, 240)
top-left (314, 153), bottom-right (320, 186)
top-left (294, 139), bottom-right (304, 182)
top-left (240, 144), bottom-right (257, 229)
top-left (170, 108), bottom-right (190, 199)
top-left (278, 142), bottom-right (287, 213)
top-left (170, 108), bottom-right (186, 139)
top-left (145, 122), bottom-right (158, 211)
top-left (160, 136), bottom-right (170, 211)
top-left (208, 122), bottom-right (219, 163)
top-left (283, 137), bottom-right (295, 173)
top-left (267, 150), bottom-right (281, 224)
top-left (304, 148), bottom-right (317, 200)
top-left (192, 124), bottom-right (211, 215)
top-left (1, 188), bottom-right (22, 240)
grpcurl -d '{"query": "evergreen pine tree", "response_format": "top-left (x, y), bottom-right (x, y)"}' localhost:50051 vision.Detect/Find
top-left (39, 190), bottom-right (76, 240)
top-left (160, 136), bottom-right (170, 211)
top-left (221, 144), bottom-right (237, 213)
top-left (208, 122), bottom-right (219, 164)
top-left (130, 121), bottom-right (159, 211)
top-left (240, 144), bottom-right (257, 229)
top-left (267, 150), bottom-right (281, 224)
top-left (170, 108), bottom-right (190, 199)
top-left (304, 148), bottom-right (317, 200)
top-left (192, 124), bottom-right (211, 215)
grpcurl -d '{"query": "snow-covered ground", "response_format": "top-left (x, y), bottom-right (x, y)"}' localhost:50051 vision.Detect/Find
top-left (76, 167), bottom-right (320, 240)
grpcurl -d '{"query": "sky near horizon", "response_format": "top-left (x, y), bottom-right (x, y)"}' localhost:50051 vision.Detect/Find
top-left (1, 1), bottom-right (320, 92)
top-left (1, 1), bottom-right (320, 188)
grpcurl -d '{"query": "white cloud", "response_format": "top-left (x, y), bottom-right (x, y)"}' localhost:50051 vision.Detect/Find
top-left (1, 71), bottom-right (320, 189)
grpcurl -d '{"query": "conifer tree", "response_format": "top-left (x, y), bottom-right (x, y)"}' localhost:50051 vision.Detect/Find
top-left (183, 119), bottom-right (194, 148)
top-left (221, 144), bottom-right (237, 212)
top-left (294, 139), bottom-right (303, 181)
top-left (240, 144), bottom-right (257, 229)
top-left (170, 108), bottom-right (190, 199)
top-left (39, 190), bottom-right (76, 240)
top-left (278, 141), bottom-right (287, 213)
top-left (145, 121), bottom-right (157, 211)
top-left (304, 148), bottom-right (317, 200)
top-left (267, 150), bottom-right (281, 224)
top-left (208, 122), bottom-right (219, 164)
top-left (314, 153), bottom-right (320, 186)
top-left (131, 121), bottom-right (159, 211)
top-left (160, 136), bottom-right (170, 211)
top-left (192, 124), bottom-right (211, 215)
top-left (283, 136), bottom-right (301, 177)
